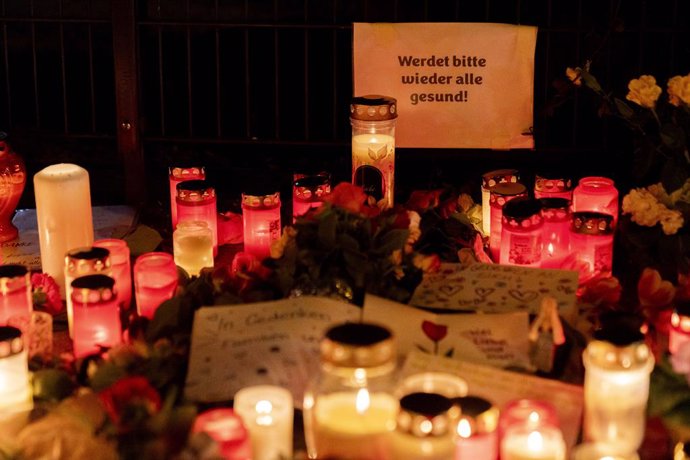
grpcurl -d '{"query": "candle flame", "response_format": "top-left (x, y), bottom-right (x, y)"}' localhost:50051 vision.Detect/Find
top-left (528, 411), bottom-right (540, 424)
top-left (255, 400), bottom-right (273, 426)
top-left (355, 388), bottom-right (370, 414)
top-left (547, 242), bottom-right (554, 256)
top-left (457, 418), bottom-right (472, 438)
top-left (527, 431), bottom-right (543, 451)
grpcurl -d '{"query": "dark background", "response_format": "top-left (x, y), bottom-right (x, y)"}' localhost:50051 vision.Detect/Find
top-left (1, 0), bottom-right (689, 226)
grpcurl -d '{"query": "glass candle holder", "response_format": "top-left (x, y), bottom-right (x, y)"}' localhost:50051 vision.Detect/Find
top-left (670, 303), bottom-right (690, 355)
top-left (94, 239), bottom-right (132, 312)
top-left (351, 95), bottom-right (397, 208)
top-left (233, 385), bottom-right (293, 460)
top-left (193, 408), bottom-right (252, 460)
top-left (0, 264), bottom-right (32, 325)
top-left (500, 198), bottom-right (544, 267)
top-left (389, 392), bottom-right (457, 460)
top-left (489, 183), bottom-right (528, 262)
top-left (396, 372), bottom-right (468, 399)
top-left (303, 322), bottom-right (398, 460)
top-left (481, 169), bottom-right (519, 236)
top-left (7, 311), bottom-right (52, 360)
top-left (500, 424), bottom-right (566, 460)
top-left (177, 180), bottom-right (218, 257)
top-left (0, 326), bottom-right (32, 413)
top-left (292, 173), bottom-right (331, 221)
top-left (134, 252), bottom-right (178, 320)
top-left (539, 198), bottom-right (571, 269)
top-left (571, 442), bottom-right (640, 460)
top-left (583, 327), bottom-right (654, 454)
top-left (242, 191), bottom-right (281, 261)
top-left (64, 246), bottom-right (112, 339)
top-left (569, 212), bottom-right (615, 279)
top-left (169, 165), bottom-right (205, 230)
top-left (33, 163), bottom-right (94, 297)
top-left (452, 396), bottom-right (500, 460)
top-left (71, 274), bottom-right (121, 359)
top-left (499, 399), bottom-right (560, 439)
top-left (173, 220), bottom-right (214, 277)
top-left (533, 173), bottom-right (573, 201)
top-left (572, 176), bottom-right (619, 226)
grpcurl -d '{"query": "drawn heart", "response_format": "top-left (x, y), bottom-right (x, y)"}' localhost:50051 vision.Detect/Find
top-left (475, 287), bottom-right (495, 298)
top-left (439, 285), bottom-right (462, 297)
top-left (508, 289), bottom-right (539, 303)
top-left (557, 284), bottom-right (575, 294)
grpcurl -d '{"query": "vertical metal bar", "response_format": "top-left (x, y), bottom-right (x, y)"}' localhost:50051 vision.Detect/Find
top-left (186, 26), bottom-right (193, 135)
top-left (331, 0), bottom-right (337, 139)
top-left (30, 0), bottom-right (40, 128)
top-left (303, 0), bottom-right (309, 141)
top-left (485, 0), bottom-right (491, 21)
top-left (215, 29), bottom-right (221, 137)
top-left (244, 0), bottom-right (251, 138)
top-left (60, 22), bottom-right (68, 132)
top-left (88, 24), bottom-right (96, 132)
top-left (3, 20), bottom-right (13, 127)
top-left (273, 0), bottom-right (280, 140)
top-left (112, 0), bottom-right (146, 206)
top-left (158, 27), bottom-right (165, 135)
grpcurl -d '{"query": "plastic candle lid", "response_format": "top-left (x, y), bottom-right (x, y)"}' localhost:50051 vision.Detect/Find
top-left (482, 169), bottom-right (519, 188)
top-left (71, 274), bottom-right (117, 306)
top-left (535, 172), bottom-right (572, 192)
top-left (397, 392), bottom-right (456, 437)
top-left (451, 396), bottom-right (499, 435)
top-left (0, 264), bottom-right (28, 279)
top-left (321, 322), bottom-right (395, 368)
top-left (570, 212), bottom-right (614, 235)
top-left (350, 95), bottom-right (397, 121)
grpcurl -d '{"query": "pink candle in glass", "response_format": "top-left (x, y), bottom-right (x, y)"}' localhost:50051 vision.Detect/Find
top-left (452, 396), bottom-right (499, 460)
top-left (670, 304), bottom-right (690, 355)
top-left (293, 173), bottom-right (331, 221)
top-left (71, 274), bottom-right (121, 358)
top-left (133, 252), bottom-right (178, 320)
top-left (169, 165), bottom-right (205, 230)
top-left (193, 408), bottom-right (252, 460)
top-left (569, 212), bottom-right (614, 279)
top-left (489, 183), bottom-right (527, 262)
top-left (539, 198), bottom-right (571, 269)
top-left (499, 399), bottom-right (560, 440)
top-left (572, 176), bottom-right (619, 226)
top-left (500, 198), bottom-right (544, 267)
top-left (534, 174), bottom-right (573, 201)
top-left (177, 180), bottom-right (218, 257)
top-left (94, 239), bottom-right (132, 312)
top-left (242, 191), bottom-right (281, 261)
top-left (0, 265), bottom-right (32, 325)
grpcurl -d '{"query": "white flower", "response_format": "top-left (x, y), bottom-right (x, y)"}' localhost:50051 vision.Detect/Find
top-left (659, 209), bottom-right (684, 235)
top-left (406, 210), bottom-right (422, 253)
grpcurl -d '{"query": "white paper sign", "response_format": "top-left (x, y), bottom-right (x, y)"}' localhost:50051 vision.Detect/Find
top-left (363, 294), bottom-right (531, 369)
top-left (354, 22), bottom-right (537, 149)
top-left (184, 296), bottom-right (361, 404)
top-left (402, 350), bottom-right (583, 449)
top-left (410, 263), bottom-right (578, 314)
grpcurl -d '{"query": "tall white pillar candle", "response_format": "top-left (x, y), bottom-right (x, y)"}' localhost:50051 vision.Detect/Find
top-left (34, 164), bottom-right (94, 296)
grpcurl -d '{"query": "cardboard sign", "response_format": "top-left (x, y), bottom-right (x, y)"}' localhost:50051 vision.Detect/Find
top-left (410, 263), bottom-right (578, 314)
top-left (402, 350), bottom-right (583, 449)
top-left (353, 22), bottom-right (537, 149)
top-left (363, 294), bottom-right (531, 370)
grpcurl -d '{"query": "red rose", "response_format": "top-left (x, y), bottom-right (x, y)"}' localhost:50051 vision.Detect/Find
top-left (422, 320), bottom-right (448, 342)
top-left (323, 183), bottom-right (368, 214)
top-left (99, 376), bottom-right (161, 430)
top-left (405, 190), bottom-right (442, 213)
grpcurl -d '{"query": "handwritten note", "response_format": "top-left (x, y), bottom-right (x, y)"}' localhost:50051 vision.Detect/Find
top-left (184, 296), bottom-right (361, 404)
top-left (410, 263), bottom-right (578, 314)
top-left (363, 294), bottom-right (530, 370)
top-left (402, 350), bottom-right (583, 449)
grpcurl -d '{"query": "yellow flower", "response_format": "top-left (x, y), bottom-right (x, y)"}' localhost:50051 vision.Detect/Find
top-left (457, 193), bottom-right (474, 213)
top-left (668, 74), bottom-right (690, 107)
top-left (566, 67), bottom-right (582, 86)
top-left (626, 75), bottom-right (662, 109)
top-left (270, 226), bottom-right (297, 259)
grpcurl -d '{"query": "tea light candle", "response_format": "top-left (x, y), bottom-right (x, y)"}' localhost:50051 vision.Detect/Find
top-left (292, 173), bottom-right (331, 221)
top-left (176, 180), bottom-right (218, 257)
top-left (572, 176), bottom-right (619, 226)
top-left (539, 198), bottom-right (571, 269)
top-left (34, 163), bottom-right (94, 296)
top-left (193, 408), bottom-right (252, 460)
top-left (499, 399), bottom-right (560, 440)
top-left (169, 165), bottom-right (205, 230)
top-left (133, 252), bottom-right (178, 320)
top-left (0, 326), bottom-right (32, 413)
top-left (670, 303), bottom-right (690, 355)
top-left (0, 265), bottom-right (32, 325)
top-left (71, 274), bottom-right (121, 358)
top-left (233, 385), bottom-right (293, 460)
top-left (481, 169), bottom-right (519, 236)
top-left (242, 191), bottom-right (281, 261)
top-left (501, 425), bottom-right (566, 460)
top-left (94, 239), bottom-right (132, 312)
top-left (452, 396), bottom-right (499, 460)
top-left (500, 198), bottom-right (544, 267)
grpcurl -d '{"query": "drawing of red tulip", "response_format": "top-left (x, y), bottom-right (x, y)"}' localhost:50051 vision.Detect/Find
top-left (422, 320), bottom-right (448, 355)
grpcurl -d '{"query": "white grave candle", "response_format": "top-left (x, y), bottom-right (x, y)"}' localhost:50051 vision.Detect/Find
top-left (234, 385), bottom-right (293, 460)
top-left (34, 164), bottom-right (94, 296)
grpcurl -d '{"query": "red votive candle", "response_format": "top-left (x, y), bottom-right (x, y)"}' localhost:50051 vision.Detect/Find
top-left (169, 165), bottom-right (205, 230)
top-left (292, 173), bottom-right (331, 221)
top-left (242, 191), bottom-right (281, 261)
top-left (572, 176), bottom-right (619, 226)
top-left (489, 183), bottom-right (527, 262)
top-left (94, 239), bottom-right (132, 312)
top-left (452, 396), bottom-right (499, 460)
top-left (133, 252), bottom-right (178, 320)
top-left (539, 198), bottom-right (571, 269)
top-left (176, 180), bottom-right (218, 257)
top-left (193, 408), bottom-right (252, 460)
top-left (499, 399), bottom-right (560, 439)
top-left (71, 274), bottom-right (121, 358)
top-left (0, 265), bottom-right (32, 325)
top-left (481, 169), bottom-right (520, 236)
top-left (500, 198), bottom-right (544, 267)
top-left (670, 303), bottom-right (690, 355)
top-left (533, 173), bottom-right (573, 201)
top-left (569, 212), bottom-right (615, 279)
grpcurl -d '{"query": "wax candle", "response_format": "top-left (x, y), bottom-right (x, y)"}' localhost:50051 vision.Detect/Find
top-left (481, 169), bottom-right (519, 236)
top-left (571, 442), bottom-right (640, 460)
top-left (0, 326), bottom-right (32, 413)
top-left (292, 173), bottom-right (331, 221)
top-left (94, 239), bottom-right (132, 312)
top-left (133, 252), bottom-right (178, 320)
top-left (572, 176), bottom-right (619, 226)
top-left (501, 425), bottom-right (566, 460)
top-left (489, 183), bottom-right (527, 262)
top-left (233, 385), bottom-right (293, 460)
top-left (71, 274), bottom-right (121, 358)
top-left (499, 399), bottom-right (560, 440)
top-left (173, 221), bottom-right (214, 277)
top-left (569, 212), bottom-right (614, 279)
top-left (7, 311), bottom-right (53, 360)
top-left (0, 265), bottom-right (32, 325)
top-left (533, 173), bottom-right (572, 201)
top-left (34, 163), bottom-right (94, 296)
top-left (500, 198), bottom-right (544, 267)
top-left (397, 372), bottom-right (468, 399)
top-left (670, 303), bottom-right (690, 355)
top-left (452, 396), bottom-right (499, 460)
top-left (539, 198), bottom-right (571, 269)
top-left (169, 165), bottom-right (205, 230)
top-left (242, 191), bottom-right (281, 261)
top-left (193, 408), bottom-right (252, 460)
top-left (351, 95), bottom-right (397, 208)
top-left (176, 180), bottom-right (218, 257)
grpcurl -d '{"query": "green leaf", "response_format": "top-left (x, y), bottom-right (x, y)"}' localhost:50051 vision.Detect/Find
top-left (581, 70), bottom-right (603, 93)
top-left (375, 229), bottom-right (408, 255)
top-left (662, 157), bottom-right (690, 192)
top-left (124, 225), bottom-right (163, 257)
top-left (32, 368), bottom-right (76, 401)
top-left (318, 212), bottom-right (337, 248)
top-left (337, 233), bottom-right (360, 252)
top-left (661, 123), bottom-right (686, 150)
top-left (89, 362), bottom-right (128, 392)
top-left (613, 97), bottom-right (635, 119)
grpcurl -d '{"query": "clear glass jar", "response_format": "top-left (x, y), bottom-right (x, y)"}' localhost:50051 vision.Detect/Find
top-left (94, 238), bottom-right (132, 312)
top-left (70, 274), bottom-right (121, 358)
top-left (539, 198), bottom-right (571, 269)
top-left (0, 264), bottom-right (32, 325)
top-left (481, 169), bottom-right (519, 236)
top-left (572, 176), bottom-right (619, 226)
top-left (176, 180), bottom-right (218, 257)
top-left (569, 212), bottom-right (614, 279)
top-left (133, 252), bottom-right (179, 320)
top-left (351, 95), bottom-right (397, 208)
top-left (303, 322), bottom-right (398, 460)
top-left (169, 165), bottom-right (205, 230)
top-left (293, 173), bottom-right (331, 221)
top-left (173, 221), bottom-right (214, 277)
top-left (0, 325), bottom-right (32, 412)
top-left (389, 392), bottom-right (457, 460)
top-left (242, 191), bottom-right (281, 261)
top-left (500, 197), bottom-right (543, 267)
top-left (452, 396), bottom-right (500, 460)
top-left (533, 173), bottom-right (573, 201)
top-left (489, 183), bottom-right (527, 262)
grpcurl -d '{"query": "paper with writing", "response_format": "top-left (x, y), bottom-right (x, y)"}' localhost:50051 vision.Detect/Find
top-left (402, 350), bottom-right (583, 449)
top-left (363, 294), bottom-right (531, 369)
top-left (353, 22), bottom-right (537, 149)
top-left (410, 263), bottom-right (578, 314)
